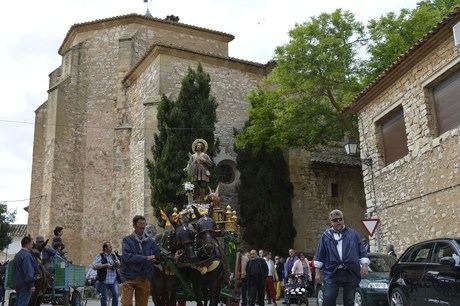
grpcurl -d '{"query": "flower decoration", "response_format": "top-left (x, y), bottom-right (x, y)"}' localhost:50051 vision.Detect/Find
top-left (184, 182), bottom-right (194, 192)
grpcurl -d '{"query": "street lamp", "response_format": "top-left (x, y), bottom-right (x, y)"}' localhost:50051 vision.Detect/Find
top-left (344, 139), bottom-right (372, 166)
top-left (344, 138), bottom-right (381, 251)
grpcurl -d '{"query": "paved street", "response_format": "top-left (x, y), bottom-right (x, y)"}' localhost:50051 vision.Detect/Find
top-left (76, 298), bottom-right (321, 306)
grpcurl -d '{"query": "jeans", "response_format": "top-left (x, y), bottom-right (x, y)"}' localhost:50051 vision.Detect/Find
top-left (97, 282), bottom-right (119, 306)
top-left (322, 279), bottom-right (358, 306)
top-left (14, 290), bottom-right (32, 306)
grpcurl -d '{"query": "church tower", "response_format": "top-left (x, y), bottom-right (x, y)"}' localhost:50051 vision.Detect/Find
top-left (28, 13), bottom-right (270, 264)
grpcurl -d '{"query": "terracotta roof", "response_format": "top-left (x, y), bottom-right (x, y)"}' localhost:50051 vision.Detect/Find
top-left (58, 13), bottom-right (234, 55)
top-left (310, 146), bottom-right (362, 167)
top-left (123, 43), bottom-right (268, 86)
top-left (348, 6), bottom-right (460, 113)
top-left (8, 224), bottom-right (27, 237)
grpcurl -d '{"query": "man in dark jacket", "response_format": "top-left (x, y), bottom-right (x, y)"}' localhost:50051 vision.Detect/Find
top-left (93, 242), bottom-right (120, 306)
top-left (314, 209), bottom-right (369, 306)
top-left (120, 215), bottom-right (159, 306)
top-left (246, 249), bottom-right (268, 306)
top-left (12, 236), bottom-right (38, 306)
top-left (283, 249), bottom-right (298, 282)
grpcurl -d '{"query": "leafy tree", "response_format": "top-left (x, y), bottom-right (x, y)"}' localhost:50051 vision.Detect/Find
top-left (147, 64), bottom-right (218, 225)
top-left (235, 142), bottom-right (295, 255)
top-left (236, 9), bottom-right (365, 150)
top-left (0, 202), bottom-right (16, 250)
top-left (366, 0), bottom-right (460, 83)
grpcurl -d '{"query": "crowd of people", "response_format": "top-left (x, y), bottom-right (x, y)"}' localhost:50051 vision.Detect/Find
top-left (240, 209), bottom-right (376, 306)
top-left (11, 209), bottom-right (399, 306)
top-left (239, 248), bottom-right (313, 306)
top-left (10, 216), bottom-right (158, 306)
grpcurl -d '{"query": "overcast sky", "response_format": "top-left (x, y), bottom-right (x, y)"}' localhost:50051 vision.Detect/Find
top-left (0, 0), bottom-right (420, 224)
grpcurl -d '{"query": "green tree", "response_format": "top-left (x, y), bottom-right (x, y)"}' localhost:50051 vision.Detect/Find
top-left (146, 64), bottom-right (218, 225)
top-left (235, 143), bottom-right (295, 255)
top-left (0, 202), bottom-right (16, 250)
top-left (366, 0), bottom-right (460, 83)
top-left (236, 9), bottom-right (365, 150)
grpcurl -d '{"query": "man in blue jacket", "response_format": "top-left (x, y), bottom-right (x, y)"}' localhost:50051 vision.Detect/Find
top-left (12, 236), bottom-right (38, 306)
top-left (283, 248), bottom-right (298, 282)
top-left (314, 209), bottom-right (369, 306)
top-left (120, 215), bottom-right (159, 306)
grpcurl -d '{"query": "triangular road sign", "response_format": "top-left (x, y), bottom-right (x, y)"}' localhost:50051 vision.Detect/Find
top-left (361, 218), bottom-right (380, 237)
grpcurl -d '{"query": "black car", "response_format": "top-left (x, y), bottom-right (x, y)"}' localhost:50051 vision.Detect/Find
top-left (388, 238), bottom-right (460, 306)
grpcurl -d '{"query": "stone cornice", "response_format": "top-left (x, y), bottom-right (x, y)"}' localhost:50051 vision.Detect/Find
top-left (35, 101), bottom-right (48, 114)
top-left (59, 14), bottom-right (234, 55)
top-left (348, 6), bottom-right (460, 114)
top-left (123, 44), bottom-right (269, 87)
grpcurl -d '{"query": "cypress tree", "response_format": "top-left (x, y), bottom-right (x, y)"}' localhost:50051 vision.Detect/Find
top-left (147, 65), bottom-right (218, 225)
top-left (235, 143), bottom-right (296, 255)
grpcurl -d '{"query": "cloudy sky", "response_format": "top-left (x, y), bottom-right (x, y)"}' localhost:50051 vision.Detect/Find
top-left (0, 0), bottom-right (420, 224)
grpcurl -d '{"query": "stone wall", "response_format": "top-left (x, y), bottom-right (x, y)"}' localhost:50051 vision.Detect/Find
top-left (69, 21), bottom-right (229, 62)
top-left (287, 149), bottom-right (367, 255)
top-left (29, 19), bottom-right (264, 265)
top-left (28, 24), bottom-right (160, 264)
top-left (357, 34), bottom-right (460, 255)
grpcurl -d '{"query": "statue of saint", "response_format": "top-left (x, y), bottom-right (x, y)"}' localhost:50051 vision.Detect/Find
top-left (185, 139), bottom-right (213, 203)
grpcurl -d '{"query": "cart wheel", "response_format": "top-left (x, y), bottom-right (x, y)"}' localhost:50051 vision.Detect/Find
top-left (71, 290), bottom-right (81, 306)
top-left (8, 292), bottom-right (16, 306)
top-left (62, 291), bottom-right (70, 306)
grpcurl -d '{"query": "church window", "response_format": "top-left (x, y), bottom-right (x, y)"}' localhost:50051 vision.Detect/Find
top-left (216, 160), bottom-right (236, 184)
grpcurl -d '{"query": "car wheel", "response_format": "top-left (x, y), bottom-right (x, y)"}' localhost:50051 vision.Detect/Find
top-left (354, 288), bottom-right (366, 306)
top-left (316, 287), bottom-right (324, 306)
top-left (390, 288), bottom-right (409, 306)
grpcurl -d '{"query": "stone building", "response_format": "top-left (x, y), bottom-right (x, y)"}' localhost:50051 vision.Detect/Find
top-left (27, 13), bottom-right (367, 265)
top-left (288, 147), bottom-right (367, 255)
top-left (348, 8), bottom-right (460, 254)
top-left (27, 13), bottom-right (271, 265)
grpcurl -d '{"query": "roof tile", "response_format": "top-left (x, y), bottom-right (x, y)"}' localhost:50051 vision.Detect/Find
top-left (8, 224), bottom-right (27, 237)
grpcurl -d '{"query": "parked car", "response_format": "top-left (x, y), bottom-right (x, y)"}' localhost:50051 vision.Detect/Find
top-left (388, 238), bottom-right (460, 306)
top-left (316, 253), bottom-right (395, 306)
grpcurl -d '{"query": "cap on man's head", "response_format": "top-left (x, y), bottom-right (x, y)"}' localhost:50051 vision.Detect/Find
top-left (329, 209), bottom-right (344, 220)
top-left (36, 235), bottom-right (45, 242)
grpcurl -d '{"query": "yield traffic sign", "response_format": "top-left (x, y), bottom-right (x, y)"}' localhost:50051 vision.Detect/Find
top-left (361, 218), bottom-right (380, 237)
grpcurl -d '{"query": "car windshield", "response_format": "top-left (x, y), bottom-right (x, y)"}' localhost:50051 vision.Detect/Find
top-left (368, 254), bottom-right (396, 272)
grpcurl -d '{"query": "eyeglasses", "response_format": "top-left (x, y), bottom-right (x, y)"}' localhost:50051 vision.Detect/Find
top-left (331, 217), bottom-right (343, 222)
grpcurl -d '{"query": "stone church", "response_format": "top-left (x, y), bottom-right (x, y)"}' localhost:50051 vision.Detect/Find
top-left (28, 13), bottom-right (366, 265)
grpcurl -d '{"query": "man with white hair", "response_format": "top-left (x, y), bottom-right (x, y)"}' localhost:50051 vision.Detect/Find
top-left (314, 209), bottom-right (369, 306)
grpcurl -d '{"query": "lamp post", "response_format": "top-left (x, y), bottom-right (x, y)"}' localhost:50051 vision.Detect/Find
top-left (344, 139), bottom-right (381, 252)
